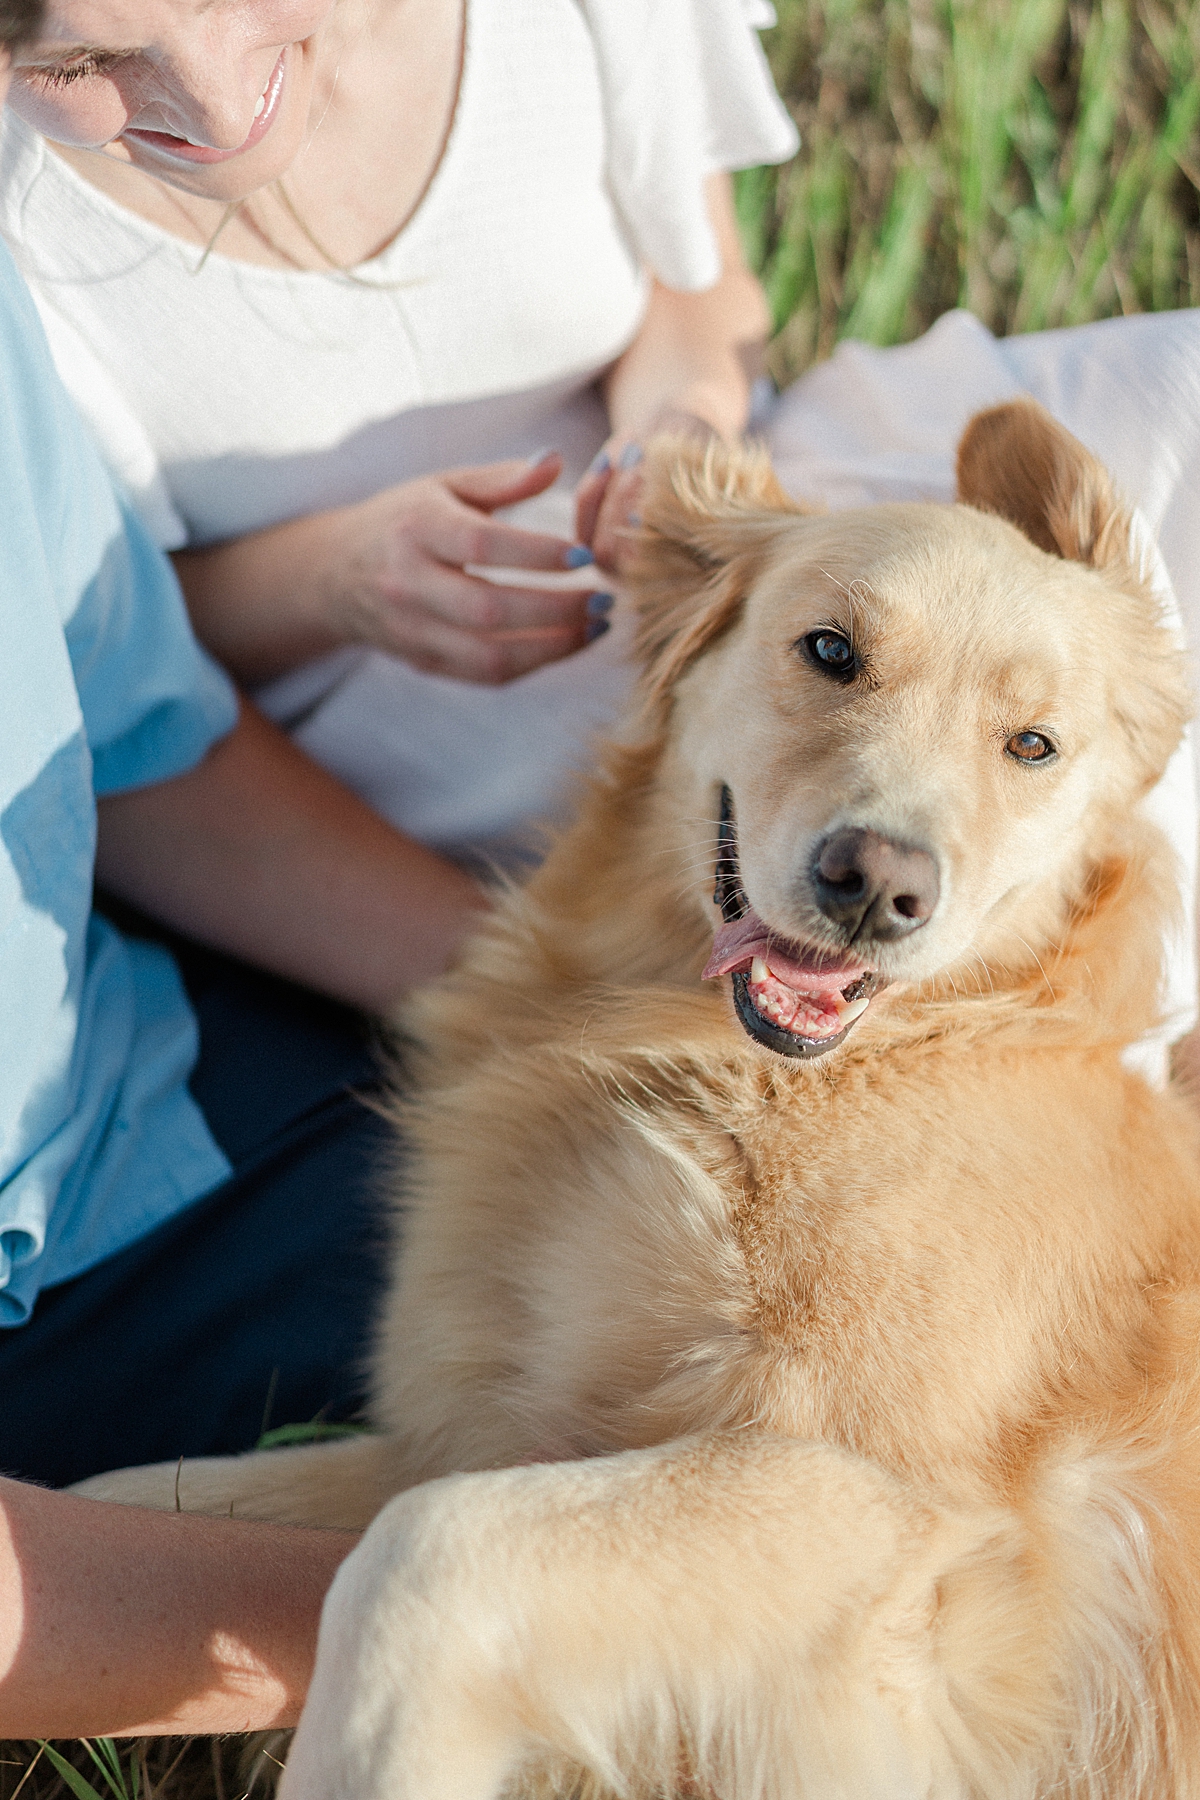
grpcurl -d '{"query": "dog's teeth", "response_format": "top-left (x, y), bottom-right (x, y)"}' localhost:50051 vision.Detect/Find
top-left (835, 994), bottom-right (871, 1026)
top-left (750, 955), bottom-right (770, 985)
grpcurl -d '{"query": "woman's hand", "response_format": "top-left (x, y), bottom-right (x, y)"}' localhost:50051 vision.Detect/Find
top-left (175, 453), bottom-right (603, 688)
top-left (574, 411), bottom-right (716, 575)
top-left (0, 1474), bottom-right (357, 1736)
top-left (320, 454), bottom-right (602, 681)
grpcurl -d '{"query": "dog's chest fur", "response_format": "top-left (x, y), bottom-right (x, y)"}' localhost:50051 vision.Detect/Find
top-left (715, 1045), bottom-right (1188, 1488)
top-left (383, 986), bottom-right (1199, 1503)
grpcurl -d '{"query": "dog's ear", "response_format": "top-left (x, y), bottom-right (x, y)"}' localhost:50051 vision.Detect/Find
top-left (960, 399), bottom-right (1189, 794)
top-left (627, 436), bottom-right (803, 699)
top-left (955, 399), bottom-right (1136, 573)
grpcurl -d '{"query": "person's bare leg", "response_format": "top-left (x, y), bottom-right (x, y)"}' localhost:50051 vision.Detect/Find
top-left (0, 1476), bottom-right (356, 1736)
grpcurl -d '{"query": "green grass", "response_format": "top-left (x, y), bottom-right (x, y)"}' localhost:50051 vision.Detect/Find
top-left (37, 1739), bottom-right (140, 1800)
top-left (738, 0), bottom-right (1200, 381)
top-left (0, 1740), bottom-right (279, 1800)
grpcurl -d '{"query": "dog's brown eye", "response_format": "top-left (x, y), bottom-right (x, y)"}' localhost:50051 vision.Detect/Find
top-left (1006, 731), bottom-right (1056, 763)
top-left (802, 630), bottom-right (856, 681)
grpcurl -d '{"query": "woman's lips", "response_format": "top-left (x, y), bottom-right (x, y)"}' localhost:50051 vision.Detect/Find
top-left (121, 50), bottom-right (286, 164)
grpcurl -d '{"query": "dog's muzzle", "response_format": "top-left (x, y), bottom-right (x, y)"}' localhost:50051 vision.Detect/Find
top-left (706, 789), bottom-right (887, 1061)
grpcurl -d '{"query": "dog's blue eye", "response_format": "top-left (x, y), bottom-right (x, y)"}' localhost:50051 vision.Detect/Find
top-left (1006, 731), bottom-right (1056, 763)
top-left (803, 630), bottom-right (856, 680)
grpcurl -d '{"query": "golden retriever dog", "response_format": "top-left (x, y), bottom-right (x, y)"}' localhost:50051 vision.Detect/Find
top-left (82, 401), bottom-right (1200, 1799)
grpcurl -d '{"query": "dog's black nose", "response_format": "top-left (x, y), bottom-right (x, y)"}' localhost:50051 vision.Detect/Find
top-left (812, 829), bottom-right (939, 942)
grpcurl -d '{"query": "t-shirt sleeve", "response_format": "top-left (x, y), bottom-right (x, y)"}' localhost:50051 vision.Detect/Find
top-left (33, 298), bottom-right (190, 552)
top-left (0, 250), bottom-right (238, 794)
top-left (68, 492), bottom-right (240, 797)
top-left (582, 0), bottom-right (799, 292)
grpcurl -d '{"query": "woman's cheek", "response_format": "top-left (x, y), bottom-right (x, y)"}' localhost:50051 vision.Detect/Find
top-left (6, 77), bottom-right (130, 147)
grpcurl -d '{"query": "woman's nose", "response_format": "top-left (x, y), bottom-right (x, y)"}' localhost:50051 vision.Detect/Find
top-left (150, 53), bottom-right (271, 148)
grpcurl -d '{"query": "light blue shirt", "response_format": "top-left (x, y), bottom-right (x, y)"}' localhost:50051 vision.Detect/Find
top-left (0, 242), bottom-right (238, 1325)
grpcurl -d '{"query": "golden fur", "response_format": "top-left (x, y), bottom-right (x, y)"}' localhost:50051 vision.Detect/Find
top-left (81, 403), bottom-right (1200, 1799)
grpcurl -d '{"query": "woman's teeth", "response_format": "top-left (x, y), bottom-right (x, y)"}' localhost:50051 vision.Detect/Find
top-left (252, 66), bottom-right (274, 117)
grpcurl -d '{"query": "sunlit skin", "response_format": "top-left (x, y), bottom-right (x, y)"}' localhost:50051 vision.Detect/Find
top-left (8, 0), bottom-right (334, 203)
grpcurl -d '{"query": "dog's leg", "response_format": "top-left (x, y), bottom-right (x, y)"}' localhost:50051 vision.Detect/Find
top-left (71, 1433), bottom-right (405, 1529)
top-left (280, 1432), bottom-right (1077, 1800)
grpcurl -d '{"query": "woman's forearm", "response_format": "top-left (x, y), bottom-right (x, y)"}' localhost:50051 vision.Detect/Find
top-left (574, 174), bottom-right (771, 567)
top-left (603, 173), bottom-right (771, 444)
top-left (0, 1476), bottom-right (357, 1736)
top-left (174, 514), bottom-right (348, 686)
top-left (96, 700), bottom-right (488, 1012)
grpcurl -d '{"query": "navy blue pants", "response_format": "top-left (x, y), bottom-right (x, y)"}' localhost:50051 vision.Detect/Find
top-left (0, 942), bottom-right (396, 1488)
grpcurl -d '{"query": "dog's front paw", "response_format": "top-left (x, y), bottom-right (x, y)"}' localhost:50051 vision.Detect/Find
top-left (283, 1478), bottom-right (527, 1800)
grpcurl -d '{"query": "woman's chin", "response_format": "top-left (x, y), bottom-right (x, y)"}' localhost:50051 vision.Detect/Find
top-left (117, 127), bottom-right (303, 202)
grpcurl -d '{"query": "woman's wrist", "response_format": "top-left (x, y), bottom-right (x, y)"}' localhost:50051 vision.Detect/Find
top-left (604, 365), bottom-right (754, 454)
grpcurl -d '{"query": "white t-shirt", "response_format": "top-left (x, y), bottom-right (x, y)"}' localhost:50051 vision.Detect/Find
top-left (0, 0), bottom-right (797, 863)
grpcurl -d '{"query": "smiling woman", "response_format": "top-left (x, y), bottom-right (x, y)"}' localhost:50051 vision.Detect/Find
top-left (0, 0), bottom-right (796, 876)
top-left (11, 0), bottom-right (331, 194)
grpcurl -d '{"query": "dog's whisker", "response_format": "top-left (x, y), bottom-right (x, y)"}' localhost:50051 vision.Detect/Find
top-left (646, 844), bottom-right (721, 862)
top-left (1007, 934), bottom-right (1058, 1001)
top-left (816, 566), bottom-right (852, 599)
top-left (665, 856), bottom-right (726, 878)
top-left (665, 847), bottom-right (725, 867)
top-left (968, 952), bottom-right (997, 1000)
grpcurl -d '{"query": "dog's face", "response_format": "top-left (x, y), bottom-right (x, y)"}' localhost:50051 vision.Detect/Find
top-left (632, 403), bottom-right (1188, 1061)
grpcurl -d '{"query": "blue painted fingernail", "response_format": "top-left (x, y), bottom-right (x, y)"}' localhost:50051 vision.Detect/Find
top-left (564, 545), bottom-right (594, 569)
top-left (618, 442), bottom-right (644, 471)
top-left (586, 617), bottom-right (611, 643)
top-left (586, 591), bottom-right (614, 619)
top-left (587, 448), bottom-right (611, 475)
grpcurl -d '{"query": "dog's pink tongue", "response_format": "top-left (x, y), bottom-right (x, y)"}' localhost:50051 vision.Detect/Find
top-left (703, 908), bottom-right (867, 992)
